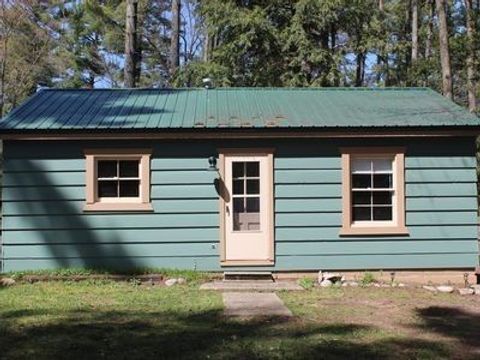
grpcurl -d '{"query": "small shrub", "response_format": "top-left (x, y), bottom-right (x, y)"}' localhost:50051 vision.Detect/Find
top-left (298, 277), bottom-right (315, 290)
top-left (360, 272), bottom-right (376, 286)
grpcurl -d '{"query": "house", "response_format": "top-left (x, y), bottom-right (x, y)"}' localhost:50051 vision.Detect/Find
top-left (0, 87), bottom-right (479, 273)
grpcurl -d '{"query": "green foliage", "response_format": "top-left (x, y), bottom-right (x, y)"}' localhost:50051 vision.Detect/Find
top-left (2, 0), bottom-right (479, 115)
top-left (360, 272), bottom-right (376, 286)
top-left (298, 277), bottom-right (316, 290)
top-left (5, 267), bottom-right (213, 283)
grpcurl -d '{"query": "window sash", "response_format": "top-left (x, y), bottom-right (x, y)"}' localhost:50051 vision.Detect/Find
top-left (351, 157), bottom-right (395, 223)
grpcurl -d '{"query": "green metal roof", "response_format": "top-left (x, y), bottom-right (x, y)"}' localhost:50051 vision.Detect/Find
top-left (1, 87), bottom-right (479, 132)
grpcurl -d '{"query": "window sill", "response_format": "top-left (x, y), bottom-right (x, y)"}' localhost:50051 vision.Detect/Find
top-left (83, 202), bottom-right (154, 212)
top-left (339, 226), bottom-right (409, 236)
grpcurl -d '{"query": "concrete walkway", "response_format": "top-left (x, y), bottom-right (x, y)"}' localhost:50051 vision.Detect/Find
top-left (223, 292), bottom-right (293, 317)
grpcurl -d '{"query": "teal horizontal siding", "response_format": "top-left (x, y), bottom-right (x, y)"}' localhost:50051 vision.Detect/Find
top-left (405, 156), bottom-right (476, 169)
top-left (406, 197), bottom-right (477, 211)
top-left (3, 253), bottom-right (477, 272)
top-left (276, 225), bottom-right (478, 241)
top-left (2, 199), bottom-right (218, 216)
top-left (4, 240), bottom-right (476, 259)
top-left (275, 169), bottom-right (341, 184)
top-left (3, 213), bottom-right (219, 230)
top-left (405, 168), bottom-right (477, 183)
top-left (3, 242), bottom-right (218, 258)
top-left (2, 228), bottom-right (219, 245)
top-left (276, 184), bottom-right (341, 198)
top-left (406, 182), bottom-right (477, 197)
top-left (275, 198), bottom-right (341, 213)
top-left (2, 138), bottom-right (478, 272)
top-left (276, 240), bottom-right (478, 256)
top-left (275, 157), bottom-right (340, 170)
top-left (2, 257), bottom-right (219, 272)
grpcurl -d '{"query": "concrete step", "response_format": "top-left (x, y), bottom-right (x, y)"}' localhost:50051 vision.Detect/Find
top-left (200, 280), bottom-right (304, 292)
top-left (223, 271), bottom-right (273, 281)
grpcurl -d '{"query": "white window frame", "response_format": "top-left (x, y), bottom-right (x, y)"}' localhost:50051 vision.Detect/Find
top-left (84, 149), bottom-right (153, 212)
top-left (340, 147), bottom-right (408, 236)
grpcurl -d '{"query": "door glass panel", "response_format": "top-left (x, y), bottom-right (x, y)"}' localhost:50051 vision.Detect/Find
top-left (232, 161), bottom-right (261, 231)
top-left (233, 162), bottom-right (244, 178)
top-left (233, 180), bottom-right (244, 195)
top-left (246, 179), bottom-right (260, 194)
top-left (246, 162), bottom-right (259, 177)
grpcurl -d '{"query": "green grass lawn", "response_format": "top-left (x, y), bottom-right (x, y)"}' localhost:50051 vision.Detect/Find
top-left (1, 280), bottom-right (480, 359)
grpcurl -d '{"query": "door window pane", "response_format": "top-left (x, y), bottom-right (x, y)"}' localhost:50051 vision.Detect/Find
top-left (233, 180), bottom-right (244, 195)
top-left (246, 179), bottom-right (260, 194)
top-left (231, 161), bottom-right (261, 231)
top-left (246, 162), bottom-right (259, 177)
top-left (246, 197), bottom-right (260, 213)
top-left (232, 162), bottom-right (244, 178)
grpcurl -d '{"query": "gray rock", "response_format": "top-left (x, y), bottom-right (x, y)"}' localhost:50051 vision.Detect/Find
top-left (317, 271), bottom-right (323, 284)
top-left (320, 279), bottom-right (333, 287)
top-left (177, 277), bottom-right (186, 285)
top-left (165, 278), bottom-right (178, 287)
top-left (422, 285), bottom-right (437, 292)
top-left (0, 278), bottom-right (15, 287)
top-left (322, 272), bottom-right (343, 283)
top-left (458, 288), bottom-right (474, 296)
top-left (397, 283), bottom-right (406, 287)
top-left (347, 281), bottom-right (359, 287)
top-left (471, 284), bottom-right (480, 295)
top-left (436, 285), bottom-right (454, 293)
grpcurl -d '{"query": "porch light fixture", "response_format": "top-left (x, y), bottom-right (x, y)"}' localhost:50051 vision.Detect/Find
top-left (208, 156), bottom-right (218, 172)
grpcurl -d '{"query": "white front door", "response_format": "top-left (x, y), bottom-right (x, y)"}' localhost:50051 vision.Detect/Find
top-left (222, 152), bottom-right (274, 264)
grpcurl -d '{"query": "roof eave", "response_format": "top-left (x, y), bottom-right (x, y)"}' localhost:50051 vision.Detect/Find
top-left (1, 126), bottom-right (480, 140)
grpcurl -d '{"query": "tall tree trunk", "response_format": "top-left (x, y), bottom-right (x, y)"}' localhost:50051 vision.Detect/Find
top-left (465, 0), bottom-right (477, 112)
top-left (379, 0), bottom-right (384, 11)
top-left (124, 0), bottom-right (138, 88)
top-left (170, 0), bottom-right (180, 75)
top-left (0, 37), bottom-right (7, 118)
top-left (425, 0), bottom-right (434, 59)
top-left (355, 52), bottom-right (365, 87)
top-left (411, 0), bottom-right (418, 63)
top-left (203, 30), bottom-right (210, 62)
top-left (435, 0), bottom-right (453, 99)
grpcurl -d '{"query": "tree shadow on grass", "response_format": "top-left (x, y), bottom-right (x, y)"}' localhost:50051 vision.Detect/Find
top-left (0, 307), bottom-right (451, 360)
top-left (416, 306), bottom-right (480, 353)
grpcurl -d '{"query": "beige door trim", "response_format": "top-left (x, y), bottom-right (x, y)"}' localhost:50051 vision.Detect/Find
top-left (218, 148), bottom-right (275, 266)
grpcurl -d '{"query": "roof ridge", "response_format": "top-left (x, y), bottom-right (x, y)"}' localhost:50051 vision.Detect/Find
top-left (38, 86), bottom-right (433, 92)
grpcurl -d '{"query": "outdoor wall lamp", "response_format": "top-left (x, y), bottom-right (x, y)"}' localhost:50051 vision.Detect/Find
top-left (208, 156), bottom-right (219, 173)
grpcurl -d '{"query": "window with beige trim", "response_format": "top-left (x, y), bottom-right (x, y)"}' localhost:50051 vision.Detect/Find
top-left (84, 149), bottom-right (153, 212)
top-left (340, 148), bottom-right (408, 235)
